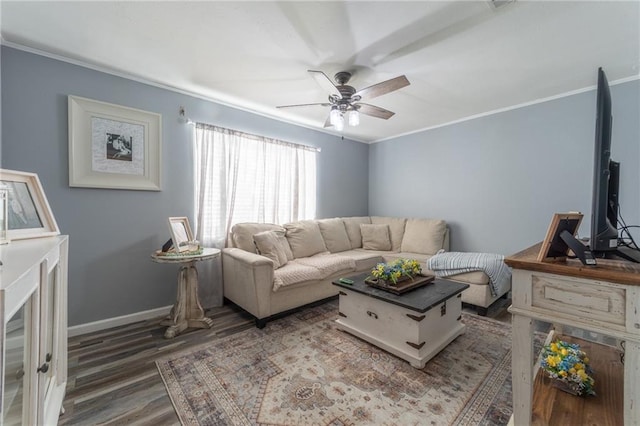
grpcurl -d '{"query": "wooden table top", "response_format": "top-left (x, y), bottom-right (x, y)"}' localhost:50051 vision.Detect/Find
top-left (332, 272), bottom-right (468, 313)
top-left (505, 242), bottom-right (640, 286)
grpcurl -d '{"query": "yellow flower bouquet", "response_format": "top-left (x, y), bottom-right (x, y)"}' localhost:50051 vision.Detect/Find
top-left (540, 340), bottom-right (595, 396)
top-left (370, 258), bottom-right (422, 285)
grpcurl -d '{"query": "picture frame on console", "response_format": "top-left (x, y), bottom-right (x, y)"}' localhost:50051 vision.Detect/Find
top-left (0, 169), bottom-right (60, 241)
top-left (537, 212), bottom-right (584, 262)
top-left (68, 95), bottom-right (162, 191)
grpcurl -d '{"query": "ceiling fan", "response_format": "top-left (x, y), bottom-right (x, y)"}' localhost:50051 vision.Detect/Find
top-left (277, 70), bottom-right (410, 131)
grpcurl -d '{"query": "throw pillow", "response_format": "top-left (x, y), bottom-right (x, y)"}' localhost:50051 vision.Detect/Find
top-left (317, 218), bottom-right (351, 253)
top-left (274, 230), bottom-right (294, 261)
top-left (283, 220), bottom-right (328, 258)
top-left (370, 216), bottom-right (407, 251)
top-left (342, 216), bottom-right (372, 249)
top-left (360, 224), bottom-right (392, 251)
top-left (253, 230), bottom-right (289, 269)
top-left (232, 223), bottom-right (285, 253)
top-left (400, 218), bottom-right (447, 255)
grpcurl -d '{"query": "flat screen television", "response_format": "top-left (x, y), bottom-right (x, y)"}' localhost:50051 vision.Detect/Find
top-left (590, 67), bottom-right (618, 255)
top-left (589, 68), bottom-right (637, 262)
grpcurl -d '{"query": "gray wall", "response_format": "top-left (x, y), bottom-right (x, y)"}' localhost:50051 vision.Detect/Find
top-left (369, 79), bottom-right (640, 255)
top-left (1, 46), bottom-right (369, 326)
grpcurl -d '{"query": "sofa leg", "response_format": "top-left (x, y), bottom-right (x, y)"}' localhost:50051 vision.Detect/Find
top-left (255, 318), bottom-right (267, 329)
top-left (476, 306), bottom-right (489, 317)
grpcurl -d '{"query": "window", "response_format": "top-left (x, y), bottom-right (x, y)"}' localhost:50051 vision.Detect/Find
top-left (194, 123), bottom-right (317, 247)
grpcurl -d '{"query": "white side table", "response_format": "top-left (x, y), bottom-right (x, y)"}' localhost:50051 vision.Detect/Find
top-left (151, 248), bottom-right (221, 338)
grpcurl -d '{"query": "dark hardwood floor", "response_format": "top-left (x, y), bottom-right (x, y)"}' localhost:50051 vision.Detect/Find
top-left (61, 303), bottom-right (255, 425)
top-left (60, 298), bottom-right (512, 425)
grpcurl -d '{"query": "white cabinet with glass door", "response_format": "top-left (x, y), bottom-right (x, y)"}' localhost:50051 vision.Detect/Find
top-left (1, 236), bottom-right (68, 425)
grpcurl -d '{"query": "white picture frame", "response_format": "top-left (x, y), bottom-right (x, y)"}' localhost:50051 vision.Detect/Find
top-left (0, 169), bottom-right (60, 241)
top-left (68, 95), bottom-right (162, 191)
top-left (168, 217), bottom-right (195, 252)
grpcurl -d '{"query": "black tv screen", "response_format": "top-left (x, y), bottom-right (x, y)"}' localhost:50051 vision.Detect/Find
top-left (590, 67), bottom-right (619, 253)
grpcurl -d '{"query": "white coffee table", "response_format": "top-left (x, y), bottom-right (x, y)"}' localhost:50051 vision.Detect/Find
top-left (333, 273), bottom-right (469, 368)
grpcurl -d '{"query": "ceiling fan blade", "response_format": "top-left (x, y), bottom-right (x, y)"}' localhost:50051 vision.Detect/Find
top-left (308, 70), bottom-right (341, 98)
top-left (276, 102), bottom-right (331, 109)
top-left (357, 103), bottom-right (395, 120)
top-left (353, 75), bottom-right (410, 101)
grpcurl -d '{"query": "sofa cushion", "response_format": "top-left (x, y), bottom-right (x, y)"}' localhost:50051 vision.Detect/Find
top-left (253, 230), bottom-right (289, 269)
top-left (317, 218), bottom-right (351, 253)
top-left (340, 249), bottom-right (385, 272)
top-left (445, 270), bottom-right (490, 285)
top-left (360, 224), bottom-right (392, 251)
top-left (295, 253), bottom-right (356, 278)
top-left (342, 216), bottom-right (371, 249)
top-left (370, 217), bottom-right (407, 252)
top-left (400, 218), bottom-right (447, 255)
top-left (273, 261), bottom-right (324, 292)
top-left (283, 220), bottom-right (328, 258)
top-left (232, 223), bottom-right (285, 253)
top-left (274, 231), bottom-right (294, 261)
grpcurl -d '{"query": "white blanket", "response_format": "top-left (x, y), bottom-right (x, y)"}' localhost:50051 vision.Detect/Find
top-left (427, 251), bottom-right (511, 296)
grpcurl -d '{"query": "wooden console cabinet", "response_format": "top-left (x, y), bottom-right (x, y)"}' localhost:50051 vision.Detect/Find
top-left (506, 243), bottom-right (640, 425)
top-left (1, 236), bottom-right (68, 425)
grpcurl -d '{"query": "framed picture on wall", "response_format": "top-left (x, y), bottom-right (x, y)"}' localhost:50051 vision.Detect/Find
top-left (0, 169), bottom-right (60, 241)
top-left (68, 95), bottom-right (162, 191)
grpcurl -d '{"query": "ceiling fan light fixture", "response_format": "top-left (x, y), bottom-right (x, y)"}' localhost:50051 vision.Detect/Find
top-left (334, 114), bottom-right (345, 131)
top-left (329, 107), bottom-right (341, 126)
top-left (348, 109), bottom-right (360, 127)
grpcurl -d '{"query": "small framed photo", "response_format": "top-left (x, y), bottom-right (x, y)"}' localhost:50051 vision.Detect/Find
top-left (68, 95), bottom-right (162, 191)
top-left (168, 217), bottom-right (194, 252)
top-left (0, 169), bottom-right (60, 241)
top-left (537, 212), bottom-right (584, 262)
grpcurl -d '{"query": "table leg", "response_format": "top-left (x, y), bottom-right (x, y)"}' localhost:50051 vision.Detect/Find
top-left (511, 314), bottom-right (534, 426)
top-left (160, 304), bottom-right (176, 327)
top-left (164, 263), bottom-right (213, 338)
top-left (624, 340), bottom-right (640, 424)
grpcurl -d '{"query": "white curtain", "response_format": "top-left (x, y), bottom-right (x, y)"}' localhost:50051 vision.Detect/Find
top-left (194, 123), bottom-right (317, 249)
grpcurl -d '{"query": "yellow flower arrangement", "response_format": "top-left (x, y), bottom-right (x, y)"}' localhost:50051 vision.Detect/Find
top-left (540, 340), bottom-right (595, 396)
top-left (370, 259), bottom-right (422, 285)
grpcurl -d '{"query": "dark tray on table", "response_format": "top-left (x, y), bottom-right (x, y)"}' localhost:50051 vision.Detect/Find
top-left (364, 274), bottom-right (435, 295)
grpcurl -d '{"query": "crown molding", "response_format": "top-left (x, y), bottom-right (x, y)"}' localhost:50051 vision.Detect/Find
top-left (373, 74), bottom-right (640, 144)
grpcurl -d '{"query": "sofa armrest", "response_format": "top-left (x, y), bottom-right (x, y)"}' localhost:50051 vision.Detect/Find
top-left (222, 248), bottom-right (275, 319)
top-left (223, 247), bottom-right (274, 267)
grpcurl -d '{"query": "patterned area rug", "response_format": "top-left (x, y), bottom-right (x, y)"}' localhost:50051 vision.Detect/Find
top-left (157, 302), bottom-right (523, 425)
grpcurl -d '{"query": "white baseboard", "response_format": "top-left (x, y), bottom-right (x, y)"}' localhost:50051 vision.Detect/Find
top-left (68, 305), bottom-right (173, 338)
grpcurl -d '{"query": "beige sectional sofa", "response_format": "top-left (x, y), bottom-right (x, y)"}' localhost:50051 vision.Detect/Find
top-left (222, 216), bottom-right (508, 327)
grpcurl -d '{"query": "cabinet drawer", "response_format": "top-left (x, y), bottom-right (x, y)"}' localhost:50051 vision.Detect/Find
top-left (531, 274), bottom-right (625, 327)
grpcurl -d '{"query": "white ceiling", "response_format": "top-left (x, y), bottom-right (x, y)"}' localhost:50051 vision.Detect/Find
top-left (2, 1), bottom-right (639, 143)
